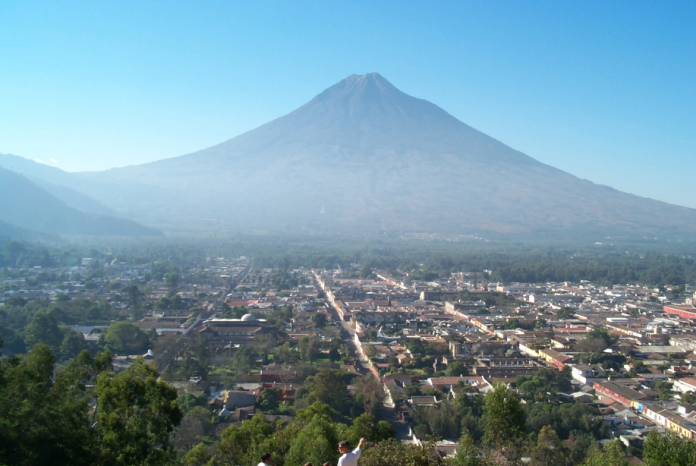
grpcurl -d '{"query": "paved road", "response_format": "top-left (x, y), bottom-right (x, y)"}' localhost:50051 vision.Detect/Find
top-left (321, 289), bottom-right (372, 375)
top-left (313, 273), bottom-right (413, 442)
top-left (378, 404), bottom-right (413, 443)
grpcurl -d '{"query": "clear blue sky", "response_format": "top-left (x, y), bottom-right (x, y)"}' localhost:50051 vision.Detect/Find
top-left (1, 1), bottom-right (695, 207)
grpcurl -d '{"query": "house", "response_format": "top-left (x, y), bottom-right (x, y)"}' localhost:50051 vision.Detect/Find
top-left (643, 404), bottom-right (696, 439)
top-left (340, 364), bottom-right (360, 375)
top-left (571, 364), bottom-right (604, 383)
top-left (434, 440), bottom-right (459, 458)
top-left (372, 345), bottom-right (394, 360)
top-left (396, 352), bottom-right (413, 365)
top-left (570, 392), bottom-right (593, 403)
top-left (594, 381), bottom-right (647, 408)
top-left (384, 379), bottom-right (400, 394)
top-left (197, 315), bottom-right (272, 344)
top-left (539, 348), bottom-right (573, 370)
top-left (427, 376), bottom-right (489, 392)
top-left (664, 304), bottom-right (696, 320)
top-left (223, 390), bottom-right (256, 408)
top-left (410, 396), bottom-right (439, 407)
top-left (674, 377), bottom-right (696, 394)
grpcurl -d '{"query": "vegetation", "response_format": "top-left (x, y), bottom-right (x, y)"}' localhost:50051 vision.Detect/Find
top-left (206, 403), bottom-right (394, 466)
top-left (103, 321), bottom-right (150, 355)
top-left (482, 384), bottom-right (526, 462)
top-left (642, 431), bottom-right (696, 466)
top-left (582, 440), bottom-right (629, 466)
top-left (0, 343), bottom-right (181, 466)
top-left (516, 367), bottom-right (573, 402)
top-left (1, 336), bottom-right (693, 465)
top-left (5, 238), bottom-right (696, 286)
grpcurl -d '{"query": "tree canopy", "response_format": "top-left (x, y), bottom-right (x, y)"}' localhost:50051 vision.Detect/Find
top-left (0, 344), bottom-right (181, 466)
top-left (103, 321), bottom-right (150, 355)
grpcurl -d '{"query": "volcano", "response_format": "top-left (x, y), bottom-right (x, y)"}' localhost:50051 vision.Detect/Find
top-left (3, 73), bottom-right (696, 237)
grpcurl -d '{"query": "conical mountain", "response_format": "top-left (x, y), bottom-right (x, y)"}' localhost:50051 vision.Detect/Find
top-left (12, 73), bottom-right (696, 237)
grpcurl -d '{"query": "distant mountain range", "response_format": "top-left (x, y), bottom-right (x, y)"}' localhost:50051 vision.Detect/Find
top-left (0, 219), bottom-right (55, 242)
top-left (0, 168), bottom-right (162, 239)
top-left (2, 72), bottom-right (695, 239)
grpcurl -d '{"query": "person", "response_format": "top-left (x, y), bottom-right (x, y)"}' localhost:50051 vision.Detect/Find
top-left (323, 463), bottom-right (332, 466)
top-left (258, 452), bottom-right (275, 466)
top-left (337, 438), bottom-right (365, 466)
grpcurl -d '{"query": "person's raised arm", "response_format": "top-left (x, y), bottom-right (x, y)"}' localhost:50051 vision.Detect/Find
top-left (355, 438), bottom-right (366, 453)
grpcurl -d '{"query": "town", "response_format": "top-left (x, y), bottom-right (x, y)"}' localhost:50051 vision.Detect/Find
top-left (3, 247), bottom-right (696, 464)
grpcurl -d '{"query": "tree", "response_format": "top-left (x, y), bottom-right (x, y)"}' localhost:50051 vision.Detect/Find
top-left (312, 312), bottom-right (328, 328)
top-left (218, 414), bottom-right (276, 466)
top-left (94, 349), bottom-right (114, 372)
top-left (346, 413), bottom-right (395, 444)
top-left (426, 341), bottom-right (449, 356)
top-left (524, 401), bottom-right (608, 441)
top-left (303, 369), bottom-right (349, 414)
top-left (60, 329), bottom-right (88, 360)
top-left (375, 420), bottom-right (396, 442)
top-left (359, 439), bottom-right (448, 466)
top-left (643, 431), bottom-right (696, 466)
top-left (530, 425), bottom-right (568, 466)
top-left (328, 338), bottom-right (342, 362)
top-left (23, 310), bottom-right (63, 352)
top-left (516, 367), bottom-right (572, 402)
top-left (582, 440), bottom-right (628, 466)
top-left (178, 393), bottom-right (208, 414)
top-left (126, 284), bottom-right (143, 320)
top-left (0, 343), bottom-right (95, 466)
top-left (404, 384), bottom-right (424, 399)
top-left (365, 344), bottom-right (377, 358)
top-left (232, 345), bottom-right (258, 372)
top-left (446, 361), bottom-right (469, 377)
top-left (0, 341), bottom-right (182, 466)
top-left (253, 333), bottom-right (277, 364)
top-left (585, 328), bottom-right (620, 347)
top-left (567, 433), bottom-right (598, 465)
top-left (556, 307), bottom-right (576, 319)
top-left (223, 305), bottom-right (247, 319)
top-left (0, 326), bottom-right (26, 354)
top-left (164, 272), bottom-right (179, 295)
top-left (103, 321), bottom-right (150, 355)
top-left (96, 359), bottom-right (182, 465)
top-left (482, 383), bottom-right (525, 462)
top-left (193, 335), bottom-right (210, 378)
top-left (681, 391), bottom-right (696, 404)
top-left (415, 403), bottom-right (459, 440)
top-left (298, 336), bottom-right (320, 362)
top-left (285, 414), bottom-right (340, 466)
top-left (352, 375), bottom-right (386, 414)
top-left (454, 432), bottom-right (488, 466)
top-left (257, 388), bottom-right (280, 412)
top-left (170, 411), bottom-right (205, 453)
top-left (181, 443), bottom-right (218, 466)
top-left (274, 342), bottom-right (300, 364)
top-left (296, 401), bottom-right (337, 421)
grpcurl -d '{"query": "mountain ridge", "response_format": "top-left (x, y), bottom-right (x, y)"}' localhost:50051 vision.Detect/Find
top-left (0, 168), bottom-right (163, 237)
